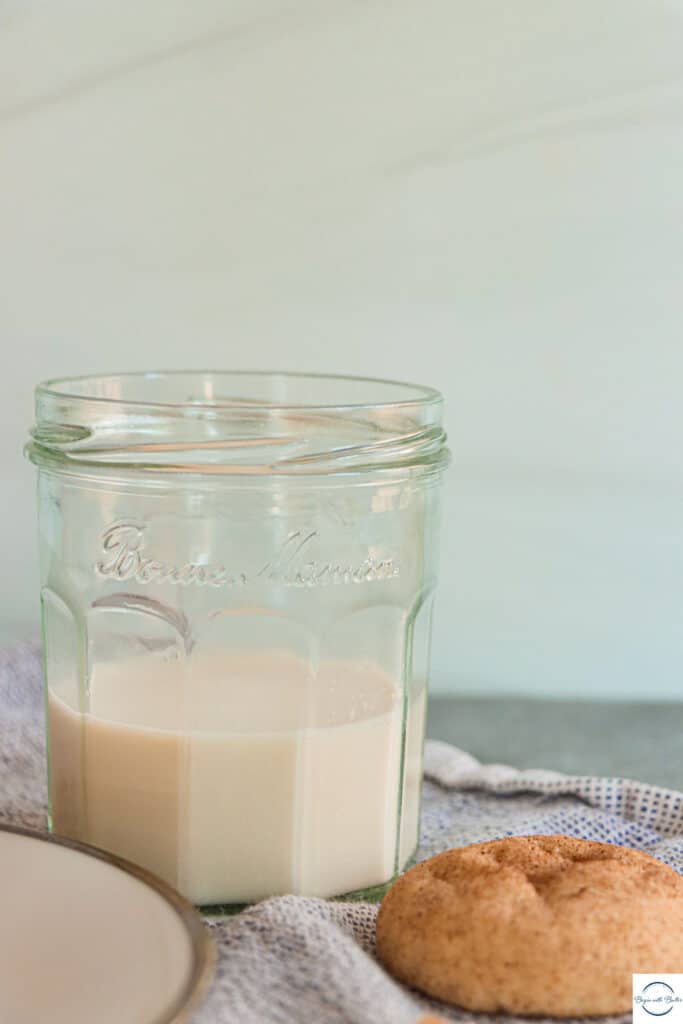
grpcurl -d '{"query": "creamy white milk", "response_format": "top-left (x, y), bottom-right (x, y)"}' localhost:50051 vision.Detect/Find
top-left (48, 653), bottom-right (426, 904)
top-left (0, 830), bottom-right (196, 1024)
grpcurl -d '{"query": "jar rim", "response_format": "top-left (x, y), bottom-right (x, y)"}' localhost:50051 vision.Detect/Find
top-left (37, 370), bottom-right (443, 414)
top-left (29, 370), bottom-right (449, 478)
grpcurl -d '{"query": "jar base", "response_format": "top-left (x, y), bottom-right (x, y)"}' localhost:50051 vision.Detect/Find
top-left (200, 878), bottom-right (396, 917)
top-left (200, 849), bottom-right (420, 916)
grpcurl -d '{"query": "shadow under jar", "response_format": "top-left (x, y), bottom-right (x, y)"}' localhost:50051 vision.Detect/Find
top-left (26, 371), bottom-right (450, 908)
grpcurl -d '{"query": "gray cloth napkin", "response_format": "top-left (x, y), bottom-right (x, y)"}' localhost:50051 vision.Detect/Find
top-left (2, 642), bottom-right (682, 1024)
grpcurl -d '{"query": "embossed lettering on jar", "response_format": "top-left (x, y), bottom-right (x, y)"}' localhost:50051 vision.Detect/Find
top-left (26, 372), bottom-right (450, 906)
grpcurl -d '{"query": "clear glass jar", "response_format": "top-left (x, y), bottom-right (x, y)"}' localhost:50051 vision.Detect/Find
top-left (26, 372), bottom-right (449, 907)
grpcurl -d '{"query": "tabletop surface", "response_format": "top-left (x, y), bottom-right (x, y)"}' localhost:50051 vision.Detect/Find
top-left (427, 696), bottom-right (682, 791)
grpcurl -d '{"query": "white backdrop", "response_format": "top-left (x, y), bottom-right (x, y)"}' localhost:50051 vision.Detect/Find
top-left (2, 0), bottom-right (683, 697)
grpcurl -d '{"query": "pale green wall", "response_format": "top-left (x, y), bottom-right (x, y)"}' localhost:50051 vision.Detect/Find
top-left (2, 0), bottom-right (683, 698)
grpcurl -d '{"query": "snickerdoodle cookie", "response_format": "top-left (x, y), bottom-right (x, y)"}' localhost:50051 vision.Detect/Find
top-left (376, 834), bottom-right (683, 1016)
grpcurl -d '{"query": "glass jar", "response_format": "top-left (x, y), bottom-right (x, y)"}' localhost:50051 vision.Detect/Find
top-left (26, 371), bottom-right (449, 907)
